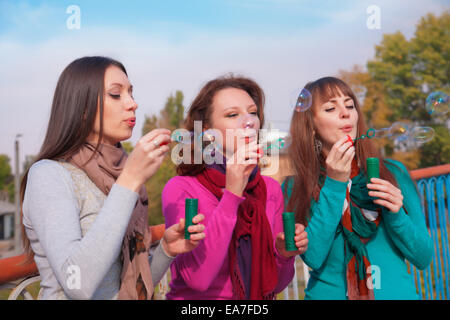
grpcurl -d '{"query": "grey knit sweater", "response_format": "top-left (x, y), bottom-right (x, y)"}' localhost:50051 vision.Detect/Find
top-left (22, 159), bottom-right (173, 300)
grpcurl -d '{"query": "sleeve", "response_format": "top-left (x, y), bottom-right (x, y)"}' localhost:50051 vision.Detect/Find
top-left (299, 177), bottom-right (348, 270)
top-left (270, 179), bottom-right (295, 293)
top-left (24, 161), bottom-right (139, 299)
top-left (382, 160), bottom-right (433, 270)
top-left (162, 177), bottom-right (245, 292)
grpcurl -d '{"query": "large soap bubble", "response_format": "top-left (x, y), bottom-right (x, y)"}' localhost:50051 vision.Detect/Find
top-left (409, 126), bottom-right (435, 144)
top-left (290, 88), bottom-right (313, 112)
top-left (426, 91), bottom-right (449, 116)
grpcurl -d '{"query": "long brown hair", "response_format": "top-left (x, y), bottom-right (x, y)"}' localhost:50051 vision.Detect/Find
top-left (176, 74), bottom-right (265, 176)
top-left (285, 76), bottom-right (397, 225)
top-left (20, 56), bottom-right (127, 262)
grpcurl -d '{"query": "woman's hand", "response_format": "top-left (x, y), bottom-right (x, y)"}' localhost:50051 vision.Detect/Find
top-left (226, 140), bottom-right (262, 197)
top-left (325, 135), bottom-right (355, 183)
top-left (117, 128), bottom-right (172, 192)
top-left (368, 178), bottom-right (404, 213)
top-left (161, 214), bottom-right (206, 257)
top-left (275, 224), bottom-right (308, 258)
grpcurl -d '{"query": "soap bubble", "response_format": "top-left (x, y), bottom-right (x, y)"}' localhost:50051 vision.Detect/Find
top-left (410, 126), bottom-right (435, 144)
top-left (171, 129), bottom-right (193, 144)
top-left (426, 91), bottom-right (449, 116)
top-left (201, 128), bottom-right (221, 143)
top-left (263, 133), bottom-right (292, 151)
top-left (291, 88), bottom-right (312, 112)
top-left (388, 122), bottom-right (411, 142)
top-left (373, 127), bottom-right (390, 139)
top-left (352, 124), bottom-right (435, 147)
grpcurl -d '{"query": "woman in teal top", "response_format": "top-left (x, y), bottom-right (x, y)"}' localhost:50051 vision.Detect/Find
top-left (282, 76), bottom-right (432, 300)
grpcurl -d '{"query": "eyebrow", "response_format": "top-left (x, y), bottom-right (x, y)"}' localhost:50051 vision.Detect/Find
top-left (109, 83), bottom-right (133, 90)
top-left (223, 104), bottom-right (257, 111)
top-left (329, 97), bottom-right (352, 103)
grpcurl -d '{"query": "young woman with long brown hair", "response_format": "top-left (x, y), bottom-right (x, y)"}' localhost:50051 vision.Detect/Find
top-left (20, 56), bottom-right (205, 299)
top-left (162, 74), bottom-right (308, 300)
top-left (282, 76), bottom-right (432, 300)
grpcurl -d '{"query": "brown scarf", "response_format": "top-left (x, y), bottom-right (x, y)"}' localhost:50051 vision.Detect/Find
top-left (67, 141), bottom-right (153, 300)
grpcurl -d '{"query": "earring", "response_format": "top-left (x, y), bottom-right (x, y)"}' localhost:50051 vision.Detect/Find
top-left (314, 138), bottom-right (322, 155)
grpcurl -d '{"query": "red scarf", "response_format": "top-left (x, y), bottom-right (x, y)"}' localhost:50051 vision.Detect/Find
top-left (342, 160), bottom-right (381, 300)
top-left (196, 167), bottom-right (278, 300)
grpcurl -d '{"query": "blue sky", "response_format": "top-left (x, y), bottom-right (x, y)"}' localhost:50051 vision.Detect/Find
top-left (0, 0), bottom-right (347, 39)
top-left (0, 0), bottom-right (448, 165)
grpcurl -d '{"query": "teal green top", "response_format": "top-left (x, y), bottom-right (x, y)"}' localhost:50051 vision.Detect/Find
top-left (282, 159), bottom-right (432, 300)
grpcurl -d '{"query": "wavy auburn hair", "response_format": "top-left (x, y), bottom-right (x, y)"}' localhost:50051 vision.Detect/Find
top-left (176, 74), bottom-right (265, 176)
top-left (284, 77), bottom-right (397, 225)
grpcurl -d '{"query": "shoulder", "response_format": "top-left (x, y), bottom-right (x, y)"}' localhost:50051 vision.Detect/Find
top-left (26, 159), bottom-right (77, 202)
top-left (24, 160), bottom-right (78, 219)
top-left (383, 158), bottom-right (411, 182)
top-left (262, 175), bottom-right (282, 190)
top-left (163, 175), bottom-right (197, 191)
top-left (280, 175), bottom-right (294, 196)
top-left (162, 175), bottom-right (203, 200)
top-left (261, 175), bottom-right (283, 199)
top-left (383, 158), bottom-right (408, 173)
top-left (28, 159), bottom-right (70, 183)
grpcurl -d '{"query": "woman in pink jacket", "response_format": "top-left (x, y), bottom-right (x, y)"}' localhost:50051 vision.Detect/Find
top-left (162, 74), bottom-right (308, 300)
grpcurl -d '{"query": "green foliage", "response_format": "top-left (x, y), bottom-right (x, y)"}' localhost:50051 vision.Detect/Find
top-left (418, 125), bottom-right (450, 167)
top-left (142, 90), bottom-right (185, 136)
top-left (121, 141), bottom-right (134, 154)
top-left (340, 11), bottom-right (449, 169)
top-left (0, 155), bottom-right (12, 189)
top-left (411, 12), bottom-right (450, 92)
top-left (0, 154), bottom-right (14, 202)
top-left (367, 11), bottom-right (449, 124)
top-left (146, 156), bottom-right (178, 225)
top-left (367, 31), bottom-right (424, 121)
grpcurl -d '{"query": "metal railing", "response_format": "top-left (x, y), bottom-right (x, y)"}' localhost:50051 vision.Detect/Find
top-left (410, 164), bottom-right (450, 300)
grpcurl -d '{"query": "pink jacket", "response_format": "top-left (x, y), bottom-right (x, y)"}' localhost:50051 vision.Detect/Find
top-left (162, 174), bottom-right (295, 300)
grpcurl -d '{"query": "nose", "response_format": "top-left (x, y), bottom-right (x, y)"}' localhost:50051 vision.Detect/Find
top-left (340, 105), bottom-right (350, 118)
top-left (126, 96), bottom-right (138, 111)
top-left (244, 119), bottom-right (254, 129)
top-left (241, 114), bottom-right (256, 129)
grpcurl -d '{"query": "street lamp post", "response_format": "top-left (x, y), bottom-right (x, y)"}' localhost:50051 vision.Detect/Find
top-left (14, 134), bottom-right (23, 254)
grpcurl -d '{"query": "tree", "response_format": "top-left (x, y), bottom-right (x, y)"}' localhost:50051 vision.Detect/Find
top-left (142, 90), bottom-right (185, 135)
top-left (411, 12), bottom-right (450, 99)
top-left (418, 125), bottom-right (450, 167)
top-left (340, 11), bottom-right (449, 169)
top-left (0, 154), bottom-right (14, 203)
top-left (367, 31), bottom-right (424, 122)
top-left (141, 90), bottom-right (186, 225)
top-left (367, 11), bottom-right (449, 123)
